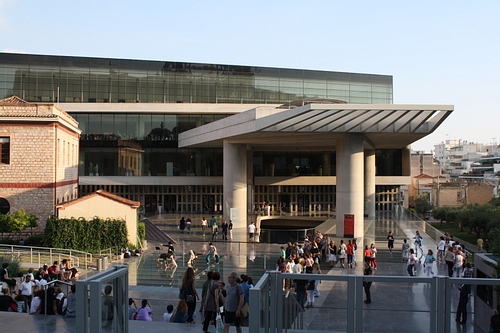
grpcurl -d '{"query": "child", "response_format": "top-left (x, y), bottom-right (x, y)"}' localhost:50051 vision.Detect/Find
top-left (15, 293), bottom-right (25, 313)
top-left (163, 304), bottom-right (174, 322)
top-left (402, 239), bottom-right (409, 262)
top-left (305, 279), bottom-right (316, 308)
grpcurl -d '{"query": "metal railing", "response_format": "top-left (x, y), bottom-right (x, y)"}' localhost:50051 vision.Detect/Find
top-left (0, 244), bottom-right (93, 269)
top-left (250, 270), bottom-right (500, 333)
top-left (76, 265), bottom-right (129, 333)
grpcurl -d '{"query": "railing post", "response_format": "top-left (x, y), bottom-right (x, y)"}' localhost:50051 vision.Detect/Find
top-left (347, 274), bottom-right (356, 333)
top-left (436, 276), bottom-right (445, 333)
top-left (429, 276), bottom-right (437, 333)
top-left (269, 271), bottom-right (279, 333)
top-left (444, 277), bottom-right (452, 333)
top-left (276, 272), bottom-right (283, 333)
top-left (355, 274), bottom-right (364, 333)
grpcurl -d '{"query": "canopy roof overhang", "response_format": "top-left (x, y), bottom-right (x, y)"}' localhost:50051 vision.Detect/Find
top-left (179, 103), bottom-right (453, 150)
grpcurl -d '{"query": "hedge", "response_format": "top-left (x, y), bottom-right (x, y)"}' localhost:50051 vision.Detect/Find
top-left (44, 216), bottom-right (128, 253)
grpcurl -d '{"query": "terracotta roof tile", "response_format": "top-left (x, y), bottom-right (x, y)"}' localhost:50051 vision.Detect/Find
top-left (0, 96), bottom-right (28, 104)
top-left (57, 189), bottom-right (140, 209)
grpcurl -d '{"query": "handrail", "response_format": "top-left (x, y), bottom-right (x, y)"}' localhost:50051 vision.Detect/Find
top-left (0, 244), bottom-right (93, 270)
top-left (42, 279), bottom-right (74, 319)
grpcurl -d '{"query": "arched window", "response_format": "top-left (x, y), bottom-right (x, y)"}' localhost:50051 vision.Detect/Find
top-left (0, 198), bottom-right (10, 214)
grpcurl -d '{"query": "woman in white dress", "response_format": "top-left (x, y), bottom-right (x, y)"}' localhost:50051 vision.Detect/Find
top-left (338, 240), bottom-right (347, 269)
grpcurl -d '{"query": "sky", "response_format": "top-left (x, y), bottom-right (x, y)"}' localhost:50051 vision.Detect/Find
top-left (0, 0), bottom-right (499, 152)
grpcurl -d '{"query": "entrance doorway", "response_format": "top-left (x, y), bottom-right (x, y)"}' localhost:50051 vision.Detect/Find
top-left (297, 194), bottom-right (309, 213)
top-left (279, 194), bottom-right (290, 213)
top-left (202, 195), bottom-right (215, 213)
top-left (144, 195), bottom-right (157, 213)
top-left (163, 195), bottom-right (176, 213)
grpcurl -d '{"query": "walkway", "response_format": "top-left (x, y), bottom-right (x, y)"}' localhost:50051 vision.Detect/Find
top-left (1, 210), bottom-right (488, 333)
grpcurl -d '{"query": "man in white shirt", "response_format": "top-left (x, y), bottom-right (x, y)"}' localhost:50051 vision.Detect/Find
top-left (437, 236), bottom-right (446, 262)
top-left (248, 222), bottom-right (256, 242)
top-left (19, 275), bottom-right (34, 313)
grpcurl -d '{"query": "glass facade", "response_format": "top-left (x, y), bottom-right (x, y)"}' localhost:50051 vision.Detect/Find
top-left (0, 53), bottom-right (392, 104)
top-left (0, 53), bottom-right (405, 213)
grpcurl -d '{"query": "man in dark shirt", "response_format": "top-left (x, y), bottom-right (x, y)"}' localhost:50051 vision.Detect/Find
top-left (363, 262), bottom-right (373, 304)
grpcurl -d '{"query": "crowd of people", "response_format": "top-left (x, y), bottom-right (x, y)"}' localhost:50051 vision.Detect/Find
top-left (127, 267), bottom-right (253, 333)
top-left (0, 258), bottom-right (80, 314)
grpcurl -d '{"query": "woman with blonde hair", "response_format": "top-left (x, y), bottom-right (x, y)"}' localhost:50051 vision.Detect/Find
top-left (179, 267), bottom-right (200, 323)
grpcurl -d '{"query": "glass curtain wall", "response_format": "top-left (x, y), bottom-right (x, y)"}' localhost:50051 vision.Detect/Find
top-left (0, 53), bottom-right (393, 104)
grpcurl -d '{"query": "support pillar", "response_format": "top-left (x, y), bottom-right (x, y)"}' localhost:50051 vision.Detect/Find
top-left (223, 141), bottom-right (248, 242)
top-left (336, 134), bottom-right (364, 239)
top-left (364, 149), bottom-right (376, 219)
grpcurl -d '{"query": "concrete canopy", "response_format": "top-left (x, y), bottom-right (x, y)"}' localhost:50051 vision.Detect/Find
top-left (178, 103), bottom-right (453, 149)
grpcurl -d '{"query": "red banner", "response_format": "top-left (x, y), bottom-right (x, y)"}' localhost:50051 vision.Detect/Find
top-left (344, 214), bottom-right (354, 238)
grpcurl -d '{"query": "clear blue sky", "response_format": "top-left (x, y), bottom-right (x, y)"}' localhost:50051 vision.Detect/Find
top-left (1, 0), bottom-right (499, 152)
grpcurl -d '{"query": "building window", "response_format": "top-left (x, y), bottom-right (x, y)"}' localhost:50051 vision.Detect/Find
top-left (0, 137), bottom-right (10, 164)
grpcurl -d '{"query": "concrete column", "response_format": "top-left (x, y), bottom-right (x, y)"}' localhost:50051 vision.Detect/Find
top-left (402, 145), bottom-right (411, 176)
top-left (223, 141), bottom-right (247, 242)
top-left (364, 149), bottom-right (376, 219)
top-left (336, 134), bottom-right (364, 239)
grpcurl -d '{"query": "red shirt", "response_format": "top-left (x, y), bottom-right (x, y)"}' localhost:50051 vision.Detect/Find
top-left (346, 244), bottom-right (354, 255)
top-left (48, 265), bottom-right (58, 274)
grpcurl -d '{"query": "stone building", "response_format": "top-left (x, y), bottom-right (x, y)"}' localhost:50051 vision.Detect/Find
top-left (0, 96), bottom-right (81, 227)
top-left (431, 181), bottom-right (494, 207)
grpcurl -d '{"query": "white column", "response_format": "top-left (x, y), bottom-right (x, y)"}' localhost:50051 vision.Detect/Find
top-left (223, 141), bottom-right (248, 242)
top-left (364, 149), bottom-right (376, 219)
top-left (336, 134), bottom-right (364, 239)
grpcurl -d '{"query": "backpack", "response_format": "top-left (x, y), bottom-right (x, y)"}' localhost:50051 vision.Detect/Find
top-left (57, 296), bottom-right (67, 315)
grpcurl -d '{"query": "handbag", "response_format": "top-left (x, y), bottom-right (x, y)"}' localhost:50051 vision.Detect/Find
top-left (240, 302), bottom-right (249, 318)
top-left (216, 313), bottom-right (224, 333)
top-left (187, 294), bottom-right (195, 303)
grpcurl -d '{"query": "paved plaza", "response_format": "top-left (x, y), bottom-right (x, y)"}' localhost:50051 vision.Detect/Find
top-left (1, 211), bottom-right (490, 333)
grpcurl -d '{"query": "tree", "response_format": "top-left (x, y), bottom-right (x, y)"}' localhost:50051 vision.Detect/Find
top-left (431, 206), bottom-right (449, 225)
top-left (0, 209), bottom-right (38, 239)
top-left (415, 193), bottom-right (432, 218)
top-left (0, 213), bottom-right (11, 239)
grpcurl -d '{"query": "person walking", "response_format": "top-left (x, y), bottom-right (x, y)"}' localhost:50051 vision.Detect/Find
top-left (387, 231), bottom-right (394, 253)
top-left (369, 243), bottom-right (378, 270)
top-left (338, 240), bottom-right (346, 268)
top-left (202, 272), bottom-right (221, 333)
top-left (363, 262), bottom-right (373, 304)
top-left (437, 236), bottom-right (446, 262)
top-left (179, 267), bottom-right (200, 323)
top-left (402, 239), bottom-right (410, 262)
top-left (248, 222), bottom-right (256, 242)
top-left (346, 240), bottom-right (354, 268)
top-left (201, 217), bottom-right (208, 236)
top-left (444, 246), bottom-right (455, 277)
top-left (221, 220), bottom-right (229, 241)
top-left (228, 220), bottom-right (233, 241)
top-left (223, 272), bottom-right (244, 333)
top-left (179, 217), bottom-right (186, 233)
top-left (455, 285), bottom-right (470, 325)
top-left (414, 230), bottom-right (423, 256)
top-left (424, 249), bottom-right (436, 276)
top-left (407, 249), bottom-right (417, 276)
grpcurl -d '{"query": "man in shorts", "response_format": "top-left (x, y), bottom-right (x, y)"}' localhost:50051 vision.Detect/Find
top-left (248, 222), bottom-right (256, 242)
top-left (223, 271), bottom-right (244, 333)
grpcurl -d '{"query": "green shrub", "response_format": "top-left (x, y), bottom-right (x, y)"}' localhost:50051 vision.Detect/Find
top-left (137, 222), bottom-right (145, 244)
top-left (43, 216), bottom-right (128, 253)
top-left (0, 256), bottom-right (21, 277)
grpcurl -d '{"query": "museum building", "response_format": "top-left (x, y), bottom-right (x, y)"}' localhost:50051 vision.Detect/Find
top-left (0, 53), bottom-right (453, 238)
